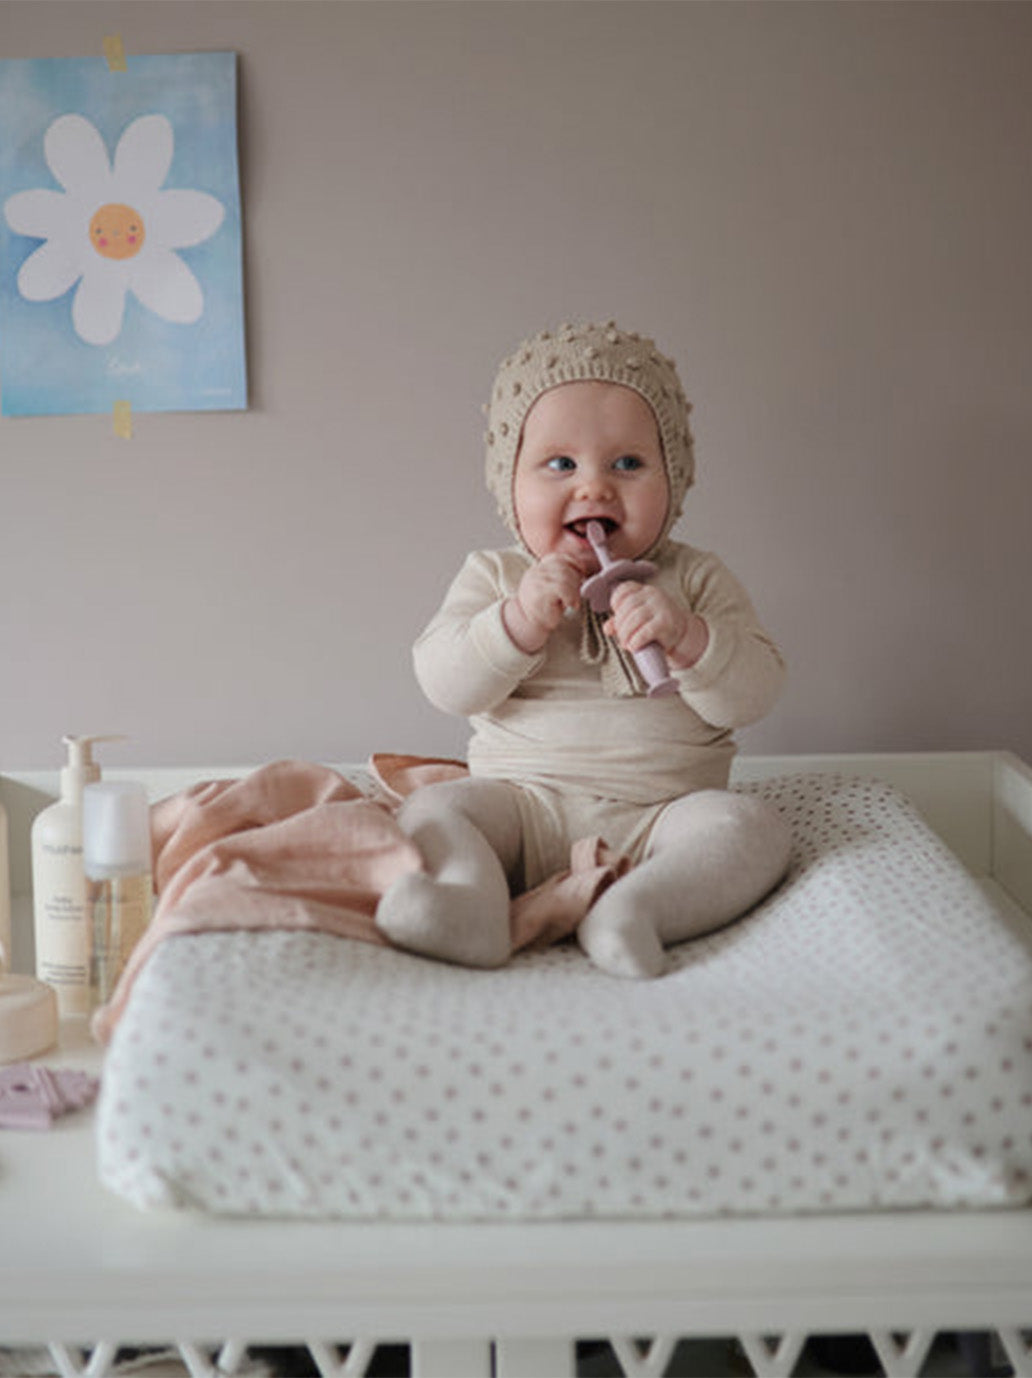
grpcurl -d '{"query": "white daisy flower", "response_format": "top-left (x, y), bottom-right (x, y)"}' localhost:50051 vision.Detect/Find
top-left (3, 112), bottom-right (225, 346)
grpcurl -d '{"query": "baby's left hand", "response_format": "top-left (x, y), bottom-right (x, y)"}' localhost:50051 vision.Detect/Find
top-left (606, 582), bottom-right (709, 670)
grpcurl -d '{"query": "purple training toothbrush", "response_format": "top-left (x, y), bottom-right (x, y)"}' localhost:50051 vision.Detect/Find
top-left (579, 521), bottom-right (678, 698)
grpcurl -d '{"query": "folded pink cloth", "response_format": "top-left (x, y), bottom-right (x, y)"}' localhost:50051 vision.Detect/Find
top-left (92, 757), bottom-right (632, 1042)
top-left (0, 1063), bottom-right (100, 1130)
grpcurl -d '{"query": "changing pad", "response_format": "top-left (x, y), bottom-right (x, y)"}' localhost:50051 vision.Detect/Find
top-left (96, 773), bottom-right (1032, 1219)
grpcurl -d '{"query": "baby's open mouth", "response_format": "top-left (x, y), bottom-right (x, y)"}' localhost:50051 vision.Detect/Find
top-left (566, 517), bottom-right (617, 538)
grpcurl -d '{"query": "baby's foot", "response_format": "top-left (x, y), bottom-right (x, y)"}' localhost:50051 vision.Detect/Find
top-left (576, 907), bottom-right (665, 979)
top-left (375, 873), bottom-right (510, 969)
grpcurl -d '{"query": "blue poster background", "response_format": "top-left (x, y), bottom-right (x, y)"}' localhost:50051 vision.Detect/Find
top-left (0, 51), bottom-right (246, 416)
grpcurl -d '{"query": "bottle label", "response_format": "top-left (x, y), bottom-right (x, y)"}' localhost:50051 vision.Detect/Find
top-left (34, 849), bottom-right (90, 1014)
top-left (40, 841), bottom-right (83, 859)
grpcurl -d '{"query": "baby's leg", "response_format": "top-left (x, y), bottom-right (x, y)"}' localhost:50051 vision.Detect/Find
top-left (578, 790), bottom-right (792, 979)
top-left (375, 778), bottom-right (523, 968)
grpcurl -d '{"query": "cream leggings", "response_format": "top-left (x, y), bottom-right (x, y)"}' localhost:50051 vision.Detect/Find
top-left (376, 777), bottom-right (792, 978)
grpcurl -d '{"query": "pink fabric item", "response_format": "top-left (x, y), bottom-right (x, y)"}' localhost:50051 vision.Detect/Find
top-left (0, 1063), bottom-right (100, 1130)
top-left (369, 752), bottom-right (471, 804)
top-left (510, 835), bottom-right (632, 951)
top-left (92, 761), bottom-right (418, 1043)
top-left (92, 757), bottom-right (632, 1043)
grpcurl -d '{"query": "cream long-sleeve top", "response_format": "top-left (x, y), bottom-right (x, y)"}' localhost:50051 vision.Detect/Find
top-left (413, 542), bottom-right (787, 807)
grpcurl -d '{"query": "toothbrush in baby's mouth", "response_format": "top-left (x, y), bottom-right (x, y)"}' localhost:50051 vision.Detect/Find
top-left (585, 521), bottom-right (626, 572)
top-left (581, 522), bottom-right (678, 698)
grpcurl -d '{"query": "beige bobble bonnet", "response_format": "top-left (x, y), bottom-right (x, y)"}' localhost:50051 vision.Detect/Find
top-left (485, 320), bottom-right (695, 552)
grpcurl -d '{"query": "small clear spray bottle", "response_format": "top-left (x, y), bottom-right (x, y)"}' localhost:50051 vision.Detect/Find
top-left (83, 781), bottom-right (152, 1007)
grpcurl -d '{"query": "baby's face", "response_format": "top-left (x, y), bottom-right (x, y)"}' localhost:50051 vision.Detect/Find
top-left (513, 381), bottom-right (670, 564)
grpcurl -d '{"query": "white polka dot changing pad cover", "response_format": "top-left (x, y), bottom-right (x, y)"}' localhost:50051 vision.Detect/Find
top-left (97, 774), bottom-right (1032, 1220)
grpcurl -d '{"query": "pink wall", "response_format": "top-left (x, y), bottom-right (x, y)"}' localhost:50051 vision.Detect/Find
top-left (1, 0), bottom-right (1030, 772)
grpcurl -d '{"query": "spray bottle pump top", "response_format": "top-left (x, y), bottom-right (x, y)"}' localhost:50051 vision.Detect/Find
top-left (59, 734), bottom-right (126, 797)
top-left (83, 781), bottom-right (150, 878)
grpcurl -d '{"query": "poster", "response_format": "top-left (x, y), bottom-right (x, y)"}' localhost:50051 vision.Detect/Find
top-left (0, 51), bottom-right (246, 417)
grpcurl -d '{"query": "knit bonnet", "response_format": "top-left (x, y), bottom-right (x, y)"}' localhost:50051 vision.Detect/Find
top-left (485, 320), bottom-right (695, 553)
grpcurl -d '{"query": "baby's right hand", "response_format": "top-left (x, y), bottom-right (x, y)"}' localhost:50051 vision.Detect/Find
top-left (503, 553), bottom-right (585, 654)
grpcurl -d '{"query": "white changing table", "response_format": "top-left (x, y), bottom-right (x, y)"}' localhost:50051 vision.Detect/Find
top-left (1, 751), bottom-right (1031, 1378)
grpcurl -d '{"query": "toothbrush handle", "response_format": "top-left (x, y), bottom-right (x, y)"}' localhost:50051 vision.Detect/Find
top-left (632, 642), bottom-right (679, 698)
top-left (584, 521), bottom-right (678, 697)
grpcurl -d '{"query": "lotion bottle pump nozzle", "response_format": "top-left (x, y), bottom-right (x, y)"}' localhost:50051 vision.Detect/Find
top-left (59, 735), bottom-right (126, 796)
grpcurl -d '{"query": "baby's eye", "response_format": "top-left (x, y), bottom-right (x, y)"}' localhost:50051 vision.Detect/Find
top-left (546, 455), bottom-right (576, 472)
top-left (613, 454), bottom-right (643, 471)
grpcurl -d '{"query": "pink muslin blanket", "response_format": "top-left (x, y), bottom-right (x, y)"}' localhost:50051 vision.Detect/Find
top-left (92, 757), bottom-right (630, 1042)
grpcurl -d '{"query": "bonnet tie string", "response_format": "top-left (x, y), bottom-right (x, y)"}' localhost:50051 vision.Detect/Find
top-left (579, 605), bottom-right (646, 698)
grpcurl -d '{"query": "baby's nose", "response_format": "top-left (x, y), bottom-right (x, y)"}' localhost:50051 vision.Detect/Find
top-left (576, 467), bottom-right (614, 498)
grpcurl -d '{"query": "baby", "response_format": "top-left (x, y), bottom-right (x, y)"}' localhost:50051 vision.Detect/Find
top-left (376, 321), bottom-right (792, 977)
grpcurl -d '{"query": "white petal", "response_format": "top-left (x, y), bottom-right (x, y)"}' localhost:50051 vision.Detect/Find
top-left (4, 188), bottom-right (69, 240)
top-left (17, 239), bottom-right (83, 301)
top-left (149, 189), bottom-right (224, 249)
top-left (113, 115), bottom-right (173, 196)
top-left (72, 270), bottom-right (127, 346)
top-left (44, 114), bottom-right (111, 194)
top-left (130, 249), bottom-right (203, 324)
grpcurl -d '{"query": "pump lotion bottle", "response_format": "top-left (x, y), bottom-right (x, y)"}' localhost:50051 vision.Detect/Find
top-left (30, 735), bottom-right (120, 1017)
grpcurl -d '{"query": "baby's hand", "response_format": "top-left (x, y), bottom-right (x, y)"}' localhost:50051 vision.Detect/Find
top-left (606, 581), bottom-right (709, 669)
top-left (504, 553), bottom-right (585, 654)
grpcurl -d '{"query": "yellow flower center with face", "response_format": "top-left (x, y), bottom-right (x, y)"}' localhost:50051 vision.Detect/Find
top-left (89, 203), bottom-right (146, 260)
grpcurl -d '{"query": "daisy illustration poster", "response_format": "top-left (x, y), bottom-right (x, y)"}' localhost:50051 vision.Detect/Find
top-left (0, 51), bottom-right (246, 417)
